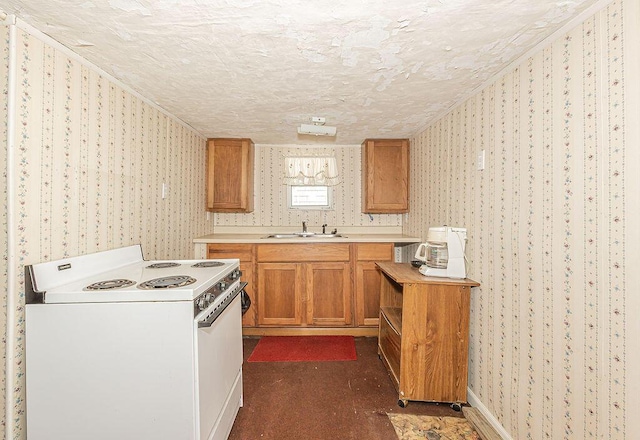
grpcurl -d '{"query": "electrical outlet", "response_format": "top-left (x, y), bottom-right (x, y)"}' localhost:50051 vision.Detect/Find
top-left (394, 247), bottom-right (403, 263)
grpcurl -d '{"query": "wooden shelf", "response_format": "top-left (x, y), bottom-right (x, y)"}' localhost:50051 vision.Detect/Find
top-left (380, 307), bottom-right (402, 334)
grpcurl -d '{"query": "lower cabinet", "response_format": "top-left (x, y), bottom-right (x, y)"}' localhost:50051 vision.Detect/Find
top-left (208, 242), bottom-right (395, 331)
top-left (207, 243), bottom-right (256, 327)
top-left (256, 244), bottom-right (352, 327)
top-left (238, 261), bottom-right (255, 327)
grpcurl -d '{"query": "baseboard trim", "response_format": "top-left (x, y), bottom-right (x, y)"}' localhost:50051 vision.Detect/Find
top-left (466, 388), bottom-right (512, 440)
top-left (242, 327), bottom-right (379, 337)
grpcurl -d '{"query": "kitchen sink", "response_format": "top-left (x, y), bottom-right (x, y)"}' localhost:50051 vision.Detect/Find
top-left (262, 233), bottom-right (345, 239)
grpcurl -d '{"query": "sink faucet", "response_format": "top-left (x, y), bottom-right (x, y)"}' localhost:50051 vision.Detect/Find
top-left (302, 221), bottom-right (307, 233)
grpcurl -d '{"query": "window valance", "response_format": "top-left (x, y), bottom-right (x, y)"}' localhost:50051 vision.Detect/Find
top-left (283, 157), bottom-right (340, 186)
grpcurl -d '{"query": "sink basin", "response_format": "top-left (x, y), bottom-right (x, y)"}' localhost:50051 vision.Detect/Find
top-left (262, 233), bottom-right (345, 239)
top-left (294, 232), bottom-right (316, 237)
top-left (262, 234), bottom-right (298, 238)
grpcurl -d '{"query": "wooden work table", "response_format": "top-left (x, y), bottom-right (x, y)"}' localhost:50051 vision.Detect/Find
top-left (376, 262), bottom-right (479, 408)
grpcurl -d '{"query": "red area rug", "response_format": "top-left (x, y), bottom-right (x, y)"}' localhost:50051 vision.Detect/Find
top-left (247, 336), bottom-right (357, 362)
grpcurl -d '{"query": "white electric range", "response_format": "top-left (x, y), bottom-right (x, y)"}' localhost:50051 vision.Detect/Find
top-left (25, 244), bottom-right (248, 440)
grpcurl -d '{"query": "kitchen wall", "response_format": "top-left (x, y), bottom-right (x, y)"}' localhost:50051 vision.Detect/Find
top-left (0, 23), bottom-right (213, 439)
top-left (214, 144), bottom-right (403, 230)
top-left (405, 0), bottom-right (639, 438)
top-left (1, 24), bottom-right (9, 440)
top-left (3, 2), bottom-right (638, 439)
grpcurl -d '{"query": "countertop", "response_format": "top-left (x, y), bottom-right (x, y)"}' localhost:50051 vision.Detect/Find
top-left (193, 233), bottom-right (421, 244)
top-left (376, 262), bottom-right (480, 286)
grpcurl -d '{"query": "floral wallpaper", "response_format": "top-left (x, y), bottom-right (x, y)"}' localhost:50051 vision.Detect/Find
top-left (1, 26), bottom-right (212, 438)
top-left (1, 24), bottom-right (9, 436)
top-left (404, 0), bottom-right (639, 438)
top-left (3, 1), bottom-right (639, 439)
top-left (214, 144), bottom-right (403, 229)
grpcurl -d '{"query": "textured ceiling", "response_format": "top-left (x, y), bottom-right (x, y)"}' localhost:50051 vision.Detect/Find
top-left (1, 0), bottom-right (603, 144)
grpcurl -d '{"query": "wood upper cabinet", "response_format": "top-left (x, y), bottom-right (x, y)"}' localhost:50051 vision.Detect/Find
top-left (256, 244), bottom-right (352, 327)
top-left (206, 138), bottom-right (254, 212)
top-left (361, 139), bottom-right (409, 213)
top-left (354, 243), bottom-right (394, 326)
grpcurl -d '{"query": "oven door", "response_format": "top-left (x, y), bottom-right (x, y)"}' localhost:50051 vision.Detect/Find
top-left (195, 291), bottom-right (243, 440)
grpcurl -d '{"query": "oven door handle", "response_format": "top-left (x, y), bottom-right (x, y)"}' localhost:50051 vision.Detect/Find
top-left (197, 282), bottom-right (247, 328)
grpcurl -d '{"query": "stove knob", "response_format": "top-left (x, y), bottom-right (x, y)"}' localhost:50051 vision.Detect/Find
top-left (197, 297), bottom-right (207, 311)
top-left (219, 281), bottom-right (227, 290)
top-left (204, 293), bottom-right (212, 302)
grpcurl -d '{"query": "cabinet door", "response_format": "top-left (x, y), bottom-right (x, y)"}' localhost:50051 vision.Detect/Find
top-left (305, 262), bottom-right (352, 326)
top-left (206, 138), bottom-right (254, 212)
top-left (354, 243), bottom-right (393, 326)
top-left (400, 284), bottom-right (471, 403)
top-left (355, 262), bottom-right (383, 326)
top-left (257, 263), bottom-right (304, 326)
top-left (361, 139), bottom-right (409, 213)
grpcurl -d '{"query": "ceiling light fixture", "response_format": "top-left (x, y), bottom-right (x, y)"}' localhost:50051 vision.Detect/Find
top-left (298, 117), bottom-right (337, 137)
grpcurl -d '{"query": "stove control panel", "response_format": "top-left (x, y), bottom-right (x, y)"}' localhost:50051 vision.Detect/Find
top-left (196, 281), bottom-right (248, 328)
top-left (193, 270), bottom-right (243, 315)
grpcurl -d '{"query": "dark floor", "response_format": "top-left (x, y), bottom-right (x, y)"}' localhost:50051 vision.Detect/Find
top-left (228, 336), bottom-right (464, 440)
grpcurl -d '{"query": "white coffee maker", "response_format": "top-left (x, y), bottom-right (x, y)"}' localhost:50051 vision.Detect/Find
top-left (414, 226), bottom-right (467, 279)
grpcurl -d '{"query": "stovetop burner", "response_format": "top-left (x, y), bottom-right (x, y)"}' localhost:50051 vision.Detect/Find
top-left (147, 262), bottom-right (181, 269)
top-left (192, 261), bottom-right (225, 268)
top-left (25, 245), bottom-right (243, 305)
top-left (84, 279), bottom-right (136, 291)
top-left (138, 275), bottom-right (197, 290)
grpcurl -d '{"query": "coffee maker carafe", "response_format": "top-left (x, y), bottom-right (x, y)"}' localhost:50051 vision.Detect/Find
top-left (414, 226), bottom-right (467, 279)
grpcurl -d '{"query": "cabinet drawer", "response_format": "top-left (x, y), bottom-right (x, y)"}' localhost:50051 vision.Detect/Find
top-left (379, 311), bottom-right (401, 381)
top-left (355, 243), bottom-right (393, 261)
top-left (257, 244), bottom-right (350, 262)
top-left (207, 244), bottom-right (254, 262)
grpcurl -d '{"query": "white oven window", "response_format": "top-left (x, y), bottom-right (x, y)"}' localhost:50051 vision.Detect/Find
top-left (288, 185), bottom-right (333, 210)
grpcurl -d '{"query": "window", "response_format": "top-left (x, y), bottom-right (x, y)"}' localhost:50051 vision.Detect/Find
top-left (288, 185), bottom-right (333, 210)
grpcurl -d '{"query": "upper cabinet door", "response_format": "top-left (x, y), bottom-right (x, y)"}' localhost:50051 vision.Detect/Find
top-left (206, 138), bottom-right (254, 212)
top-left (361, 139), bottom-right (410, 213)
